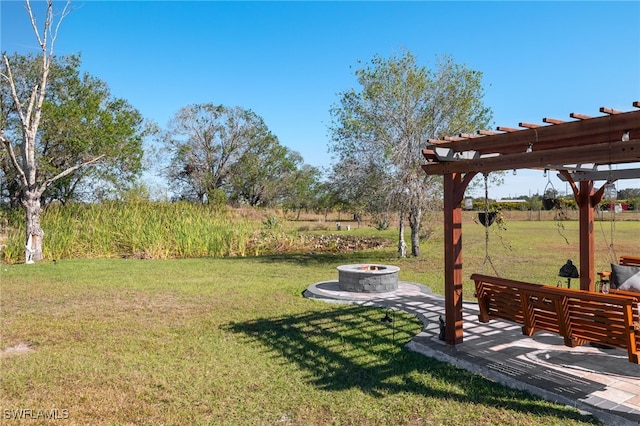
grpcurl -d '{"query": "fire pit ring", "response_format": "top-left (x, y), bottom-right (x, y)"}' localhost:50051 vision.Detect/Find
top-left (337, 264), bottom-right (399, 293)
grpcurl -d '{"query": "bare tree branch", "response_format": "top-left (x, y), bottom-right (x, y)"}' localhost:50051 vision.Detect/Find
top-left (50, 1), bottom-right (73, 54)
top-left (41, 154), bottom-right (106, 191)
top-left (28, 1), bottom-right (54, 163)
top-left (2, 55), bottom-right (28, 132)
top-left (26, 0), bottom-right (46, 50)
top-left (2, 135), bottom-right (28, 186)
top-left (1, 56), bottom-right (29, 187)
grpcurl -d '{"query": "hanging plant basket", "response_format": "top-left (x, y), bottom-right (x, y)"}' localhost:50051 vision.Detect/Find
top-left (477, 212), bottom-right (497, 227)
top-left (543, 197), bottom-right (560, 210)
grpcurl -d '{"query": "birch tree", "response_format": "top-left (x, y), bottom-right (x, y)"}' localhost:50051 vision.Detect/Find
top-left (1, 52), bottom-right (146, 207)
top-left (2, 1), bottom-right (143, 262)
top-left (329, 51), bottom-right (492, 257)
top-left (0, 1), bottom-right (73, 262)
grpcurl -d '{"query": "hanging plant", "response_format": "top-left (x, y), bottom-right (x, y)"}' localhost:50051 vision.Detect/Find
top-left (542, 174), bottom-right (561, 210)
top-left (477, 211), bottom-right (497, 227)
top-left (539, 173), bottom-right (570, 244)
top-left (543, 197), bottom-right (561, 211)
top-left (475, 208), bottom-right (506, 230)
top-left (475, 173), bottom-right (512, 278)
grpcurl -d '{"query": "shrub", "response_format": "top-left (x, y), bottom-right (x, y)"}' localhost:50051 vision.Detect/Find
top-left (262, 214), bottom-right (281, 229)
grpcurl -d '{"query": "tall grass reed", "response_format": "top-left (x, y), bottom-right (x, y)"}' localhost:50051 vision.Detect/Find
top-left (2, 201), bottom-right (262, 263)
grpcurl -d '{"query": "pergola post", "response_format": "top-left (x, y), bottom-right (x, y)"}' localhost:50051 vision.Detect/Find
top-left (561, 171), bottom-right (603, 292)
top-left (577, 181), bottom-right (596, 291)
top-left (443, 172), bottom-right (476, 344)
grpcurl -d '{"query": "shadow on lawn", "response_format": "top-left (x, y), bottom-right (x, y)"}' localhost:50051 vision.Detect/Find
top-left (224, 305), bottom-right (598, 423)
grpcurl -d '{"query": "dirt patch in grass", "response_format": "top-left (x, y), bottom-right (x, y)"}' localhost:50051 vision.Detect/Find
top-left (1, 342), bottom-right (33, 357)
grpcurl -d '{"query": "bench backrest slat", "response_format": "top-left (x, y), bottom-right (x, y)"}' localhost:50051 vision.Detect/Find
top-left (620, 255), bottom-right (640, 267)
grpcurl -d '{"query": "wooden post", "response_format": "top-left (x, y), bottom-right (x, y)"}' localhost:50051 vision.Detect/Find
top-left (577, 181), bottom-right (596, 292)
top-left (559, 172), bottom-right (598, 293)
top-left (442, 172), bottom-right (476, 344)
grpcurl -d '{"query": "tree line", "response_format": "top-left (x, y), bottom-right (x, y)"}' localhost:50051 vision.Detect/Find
top-left (0, 51), bottom-right (322, 210)
top-left (2, 0), bottom-right (493, 261)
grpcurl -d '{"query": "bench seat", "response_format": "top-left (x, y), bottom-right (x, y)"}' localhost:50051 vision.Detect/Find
top-left (472, 273), bottom-right (640, 363)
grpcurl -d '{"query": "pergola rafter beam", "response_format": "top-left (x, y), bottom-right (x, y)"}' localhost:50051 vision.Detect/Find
top-left (424, 109), bottom-right (640, 156)
top-left (570, 112), bottom-right (592, 120)
top-left (543, 117), bottom-right (565, 124)
top-left (477, 129), bottom-right (501, 136)
top-left (518, 122), bottom-right (541, 129)
top-left (422, 139), bottom-right (640, 175)
top-left (600, 107), bottom-right (622, 115)
top-left (495, 126), bottom-right (519, 132)
top-left (558, 168), bottom-right (640, 182)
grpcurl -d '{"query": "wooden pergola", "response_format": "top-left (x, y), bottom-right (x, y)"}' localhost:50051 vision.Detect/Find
top-left (421, 101), bottom-right (640, 345)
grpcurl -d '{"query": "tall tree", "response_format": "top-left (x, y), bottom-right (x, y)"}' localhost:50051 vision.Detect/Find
top-left (1, 0), bottom-right (72, 262)
top-left (163, 103), bottom-right (276, 204)
top-left (325, 155), bottom-right (389, 225)
top-left (227, 135), bottom-right (300, 207)
top-left (1, 53), bottom-right (146, 206)
top-left (1, 1), bottom-right (144, 262)
top-left (329, 52), bottom-right (492, 256)
top-left (282, 163), bottom-right (322, 219)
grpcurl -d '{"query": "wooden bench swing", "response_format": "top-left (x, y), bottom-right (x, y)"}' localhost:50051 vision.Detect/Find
top-left (472, 273), bottom-right (640, 363)
top-left (471, 177), bottom-right (640, 363)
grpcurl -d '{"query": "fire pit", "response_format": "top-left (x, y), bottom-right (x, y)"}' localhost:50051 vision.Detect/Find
top-left (337, 264), bottom-right (399, 293)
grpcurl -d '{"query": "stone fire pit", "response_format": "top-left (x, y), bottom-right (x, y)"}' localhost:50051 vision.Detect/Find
top-left (337, 264), bottom-right (399, 293)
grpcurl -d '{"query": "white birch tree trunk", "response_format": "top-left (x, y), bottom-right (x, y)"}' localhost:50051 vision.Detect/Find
top-left (1, 0), bottom-right (71, 263)
top-left (24, 192), bottom-right (44, 262)
top-left (397, 209), bottom-right (407, 258)
top-left (409, 204), bottom-right (422, 257)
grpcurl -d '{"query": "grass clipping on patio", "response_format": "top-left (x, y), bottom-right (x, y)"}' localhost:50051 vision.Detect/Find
top-left (1, 257), bottom-right (599, 425)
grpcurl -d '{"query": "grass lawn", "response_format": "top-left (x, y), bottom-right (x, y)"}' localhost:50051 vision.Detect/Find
top-left (3, 218), bottom-right (638, 424)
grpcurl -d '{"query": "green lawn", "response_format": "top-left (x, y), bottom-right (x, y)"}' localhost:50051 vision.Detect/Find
top-left (0, 237), bottom-right (613, 424)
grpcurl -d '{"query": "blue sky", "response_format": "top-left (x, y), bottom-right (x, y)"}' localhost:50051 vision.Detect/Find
top-left (2, 1), bottom-right (639, 198)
